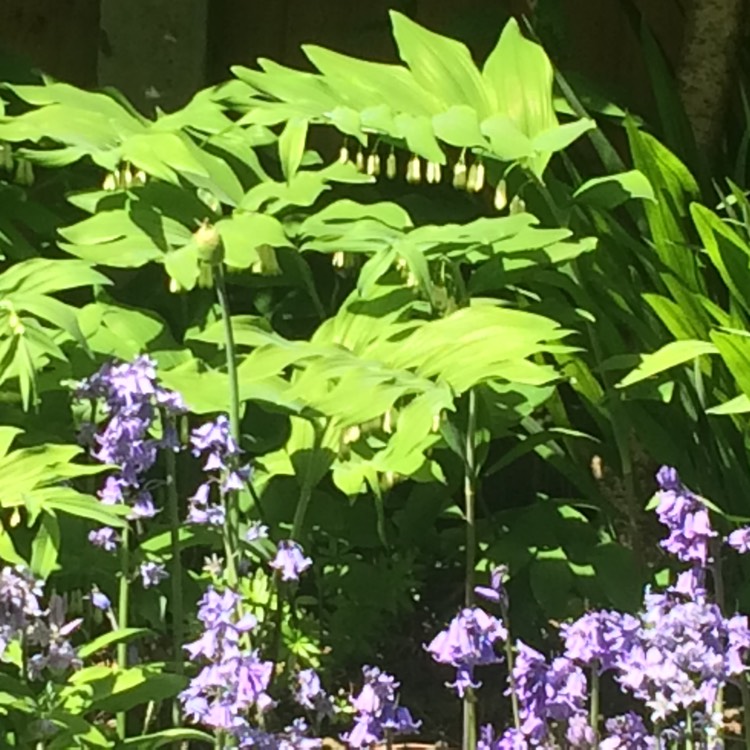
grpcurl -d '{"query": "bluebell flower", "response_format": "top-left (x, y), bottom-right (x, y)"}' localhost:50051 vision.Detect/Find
top-left (88, 527), bottom-right (118, 552)
top-left (75, 356), bottom-right (186, 544)
top-left (246, 522), bottom-right (269, 542)
top-left (180, 585), bottom-right (272, 739)
top-left (727, 526), bottom-right (750, 553)
top-left (600, 713), bottom-right (655, 749)
top-left (188, 415), bottom-right (251, 526)
top-left (89, 590), bottom-right (111, 611)
top-left (294, 668), bottom-right (334, 719)
top-left (140, 561), bottom-right (169, 588)
top-left (342, 666), bottom-right (420, 748)
top-left (270, 540), bottom-right (312, 581)
top-left (426, 606), bottom-right (506, 696)
top-left (475, 565), bottom-right (508, 607)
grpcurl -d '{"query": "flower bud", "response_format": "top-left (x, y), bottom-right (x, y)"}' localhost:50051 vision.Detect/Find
top-left (122, 165), bottom-right (134, 189)
top-left (193, 221), bottom-right (224, 266)
top-left (452, 158), bottom-right (467, 190)
top-left (0, 143), bottom-right (12, 172)
top-left (366, 153), bottom-right (381, 177)
top-left (168, 277), bottom-right (183, 294)
top-left (255, 244), bottom-right (281, 276)
top-left (355, 150), bottom-right (365, 172)
top-left (102, 173), bottom-right (117, 191)
top-left (467, 161), bottom-right (485, 193)
top-left (338, 145), bottom-right (350, 164)
top-left (509, 195), bottom-right (526, 215)
top-left (386, 151), bottom-right (397, 180)
top-left (134, 169), bottom-right (147, 185)
top-left (406, 155), bottom-right (421, 184)
top-left (494, 179), bottom-right (508, 211)
top-left (332, 251), bottom-right (345, 268)
top-left (343, 425), bottom-right (361, 444)
top-left (23, 161), bottom-right (35, 187)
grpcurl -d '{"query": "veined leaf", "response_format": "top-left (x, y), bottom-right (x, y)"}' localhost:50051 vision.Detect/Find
top-left (616, 340), bottom-right (718, 388)
top-left (573, 169), bottom-right (655, 208)
top-left (78, 628), bottom-right (151, 660)
top-left (706, 394), bottom-right (750, 416)
top-left (279, 117), bottom-right (309, 181)
top-left (391, 11), bottom-right (491, 116)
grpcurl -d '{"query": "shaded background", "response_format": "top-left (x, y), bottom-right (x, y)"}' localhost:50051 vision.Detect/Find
top-left (0, 0), bottom-right (684, 118)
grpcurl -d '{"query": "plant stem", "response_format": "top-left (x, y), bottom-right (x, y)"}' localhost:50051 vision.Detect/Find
top-left (741, 677), bottom-right (750, 750)
top-left (685, 710), bottom-right (694, 750)
top-left (590, 666), bottom-right (600, 744)
top-left (215, 264), bottom-right (241, 442)
top-left (463, 390), bottom-right (477, 750)
top-left (164, 431), bottom-right (184, 728)
top-left (215, 263), bottom-right (241, 582)
top-left (116, 525), bottom-right (131, 740)
top-left (500, 600), bottom-right (521, 732)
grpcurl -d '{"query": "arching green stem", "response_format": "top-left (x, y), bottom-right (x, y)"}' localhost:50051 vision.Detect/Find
top-left (116, 525), bottom-right (131, 740)
top-left (214, 263), bottom-right (241, 582)
top-left (164, 426), bottom-right (184, 727)
top-left (463, 389), bottom-right (477, 750)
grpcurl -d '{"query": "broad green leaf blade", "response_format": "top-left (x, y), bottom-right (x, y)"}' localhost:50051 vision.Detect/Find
top-left (390, 11), bottom-right (491, 116)
top-left (573, 170), bottom-right (655, 209)
top-left (483, 19), bottom-right (557, 140)
top-left (30, 514), bottom-right (60, 579)
top-left (78, 628), bottom-right (151, 660)
top-left (617, 340), bottom-right (718, 388)
top-left (706, 394), bottom-right (750, 416)
top-left (279, 117), bottom-right (309, 181)
top-left (117, 728), bottom-right (214, 749)
top-left (711, 330), bottom-right (750, 401)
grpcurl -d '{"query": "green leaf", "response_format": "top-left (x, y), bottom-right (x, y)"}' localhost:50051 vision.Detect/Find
top-left (30, 514), bottom-right (60, 579)
top-left (40, 489), bottom-right (130, 527)
top-left (117, 729), bottom-right (214, 749)
top-left (530, 548), bottom-right (574, 618)
top-left (0, 524), bottom-right (25, 566)
top-left (121, 131), bottom-right (208, 183)
top-left (164, 245), bottom-right (199, 291)
top-left (78, 628), bottom-right (151, 660)
top-left (390, 11), bottom-right (491, 116)
top-left (482, 19), bottom-right (557, 175)
top-left (692, 203), bottom-right (750, 314)
top-left (480, 116), bottom-right (532, 162)
top-left (616, 340), bottom-right (718, 388)
top-left (432, 105), bottom-right (486, 148)
top-left (279, 117), bottom-right (309, 181)
top-left (0, 427), bottom-right (21, 458)
top-left (218, 213), bottom-right (291, 269)
top-left (573, 169), bottom-right (655, 208)
top-left (393, 113), bottom-right (444, 163)
top-left (711, 330), bottom-right (750, 401)
top-left (706, 394), bottom-right (750, 416)
top-left (84, 665), bottom-right (187, 713)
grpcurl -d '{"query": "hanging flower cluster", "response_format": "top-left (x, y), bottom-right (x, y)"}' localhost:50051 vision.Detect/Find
top-left (0, 566), bottom-right (81, 680)
top-left (342, 666), bottom-right (420, 748)
top-left (188, 414), bottom-right (251, 527)
top-left (180, 586), bottom-right (274, 737)
top-left (75, 355), bottom-right (185, 592)
top-left (431, 466), bottom-right (750, 748)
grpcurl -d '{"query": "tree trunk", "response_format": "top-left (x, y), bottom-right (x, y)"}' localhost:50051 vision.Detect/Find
top-left (677, 0), bottom-right (745, 157)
